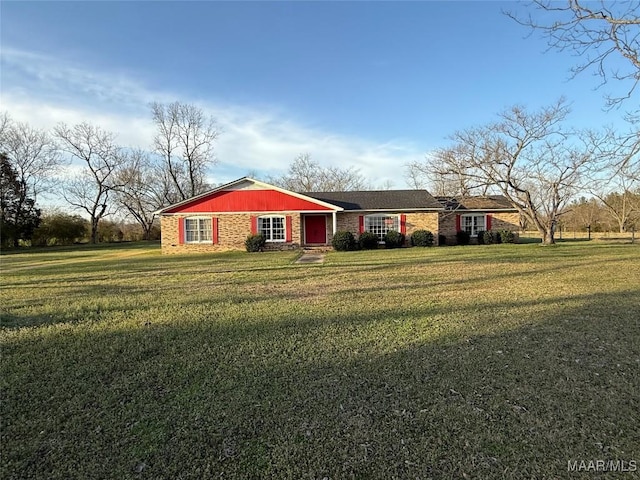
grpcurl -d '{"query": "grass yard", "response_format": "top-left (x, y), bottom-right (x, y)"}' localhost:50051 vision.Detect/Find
top-left (1, 242), bottom-right (639, 479)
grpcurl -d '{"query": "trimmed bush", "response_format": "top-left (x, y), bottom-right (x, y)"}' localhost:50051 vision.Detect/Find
top-left (476, 230), bottom-right (486, 245)
top-left (411, 229), bottom-right (434, 247)
top-left (499, 229), bottom-right (516, 244)
top-left (332, 231), bottom-right (357, 251)
top-left (384, 230), bottom-right (405, 249)
top-left (456, 230), bottom-right (470, 245)
top-left (358, 231), bottom-right (379, 250)
top-left (245, 233), bottom-right (266, 252)
top-left (482, 230), bottom-right (496, 245)
top-left (438, 234), bottom-right (447, 246)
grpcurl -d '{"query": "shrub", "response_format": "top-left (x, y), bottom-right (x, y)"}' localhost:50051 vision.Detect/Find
top-left (384, 230), bottom-right (405, 249)
top-left (438, 234), bottom-right (447, 246)
top-left (411, 229), bottom-right (434, 247)
top-left (332, 231), bottom-right (356, 251)
top-left (476, 230), bottom-right (486, 245)
top-left (358, 231), bottom-right (379, 250)
top-left (499, 229), bottom-right (516, 244)
top-left (456, 230), bottom-right (470, 245)
top-left (482, 230), bottom-right (496, 245)
top-left (32, 212), bottom-right (87, 246)
top-left (245, 233), bottom-right (266, 252)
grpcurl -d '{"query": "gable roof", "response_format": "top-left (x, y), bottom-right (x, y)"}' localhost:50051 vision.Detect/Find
top-left (156, 177), bottom-right (343, 214)
top-left (436, 195), bottom-right (516, 211)
top-left (303, 190), bottom-right (443, 211)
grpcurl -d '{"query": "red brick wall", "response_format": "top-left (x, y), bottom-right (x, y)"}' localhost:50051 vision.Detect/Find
top-left (161, 213), bottom-right (301, 254)
top-left (336, 212), bottom-right (440, 245)
top-left (439, 211), bottom-right (521, 245)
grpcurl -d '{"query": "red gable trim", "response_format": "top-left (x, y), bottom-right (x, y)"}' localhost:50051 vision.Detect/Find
top-left (164, 189), bottom-right (335, 214)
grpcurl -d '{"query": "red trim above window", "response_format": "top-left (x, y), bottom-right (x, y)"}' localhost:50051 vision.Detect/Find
top-left (178, 218), bottom-right (185, 244)
top-left (250, 216), bottom-right (258, 235)
top-left (359, 216), bottom-right (364, 234)
top-left (285, 215), bottom-right (292, 242)
top-left (455, 214), bottom-right (461, 231)
top-left (212, 217), bottom-right (219, 244)
top-left (486, 214), bottom-right (492, 230)
top-left (400, 214), bottom-right (407, 235)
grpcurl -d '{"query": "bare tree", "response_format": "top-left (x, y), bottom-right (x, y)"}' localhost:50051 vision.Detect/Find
top-left (151, 101), bottom-right (219, 203)
top-left (598, 189), bottom-right (640, 232)
top-left (54, 123), bottom-right (125, 244)
top-left (269, 153), bottom-right (369, 192)
top-left (432, 100), bottom-right (594, 244)
top-left (507, 1), bottom-right (640, 108)
top-left (113, 149), bottom-right (163, 240)
top-left (0, 115), bottom-right (62, 247)
top-left (407, 148), bottom-right (490, 196)
top-left (563, 196), bottom-right (607, 232)
top-left (0, 116), bottom-right (62, 203)
top-left (583, 123), bottom-right (640, 229)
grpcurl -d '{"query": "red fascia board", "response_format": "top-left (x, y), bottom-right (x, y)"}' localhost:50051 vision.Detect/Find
top-left (164, 189), bottom-right (335, 214)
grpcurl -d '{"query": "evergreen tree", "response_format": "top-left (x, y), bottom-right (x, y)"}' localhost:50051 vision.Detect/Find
top-left (0, 153), bottom-right (41, 247)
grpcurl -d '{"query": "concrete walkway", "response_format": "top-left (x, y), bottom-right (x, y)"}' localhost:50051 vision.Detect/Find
top-left (295, 252), bottom-right (326, 264)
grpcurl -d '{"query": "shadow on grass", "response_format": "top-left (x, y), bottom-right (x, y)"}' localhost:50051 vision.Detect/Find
top-left (2, 289), bottom-right (639, 479)
top-left (4, 243), bottom-right (638, 331)
top-left (0, 240), bottom-right (161, 256)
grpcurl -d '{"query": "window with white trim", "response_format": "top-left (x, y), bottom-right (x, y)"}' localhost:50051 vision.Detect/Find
top-left (185, 217), bottom-right (212, 243)
top-left (365, 214), bottom-right (399, 242)
top-left (258, 215), bottom-right (285, 242)
top-left (461, 214), bottom-right (485, 237)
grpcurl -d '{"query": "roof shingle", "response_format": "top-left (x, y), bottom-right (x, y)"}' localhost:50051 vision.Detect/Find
top-left (436, 195), bottom-right (516, 211)
top-left (302, 190), bottom-right (443, 211)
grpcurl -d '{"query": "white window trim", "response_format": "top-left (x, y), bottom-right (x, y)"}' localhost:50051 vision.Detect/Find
top-left (364, 214), bottom-right (400, 243)
top-left (461, 214), bottom-right (486, 237)
top-left (258, 215), bottom-right (287, 243)
top-left (185, 216), bottom-right (213, 244)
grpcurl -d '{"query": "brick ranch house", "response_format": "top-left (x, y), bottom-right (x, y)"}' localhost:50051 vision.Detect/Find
top-left (157, 177), bottom-right (520, 254)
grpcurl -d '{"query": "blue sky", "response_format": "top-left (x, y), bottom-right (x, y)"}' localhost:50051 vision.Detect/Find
top-left (1, 1), bottom-right (632, 192)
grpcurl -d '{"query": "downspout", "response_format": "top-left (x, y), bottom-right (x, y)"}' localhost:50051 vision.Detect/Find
top-left (332, 211), bottom-right (337, 234)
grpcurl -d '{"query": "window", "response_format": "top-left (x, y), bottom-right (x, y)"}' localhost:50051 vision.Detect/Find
top-left (185, 217), bottom-right (212, 243)
top-left (258, 216), bottom-right (285, 242)
top-left (365, 214), bottom-right (399, 242)
top-left (461, 215), bottom-right (485, 237)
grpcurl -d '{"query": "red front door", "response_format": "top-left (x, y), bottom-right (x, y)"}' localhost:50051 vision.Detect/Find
top-left (305, 215), bottom-right (327, 244)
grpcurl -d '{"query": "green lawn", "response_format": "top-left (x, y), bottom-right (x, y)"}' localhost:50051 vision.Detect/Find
top-left (1, 242), bottom-right (639, 479)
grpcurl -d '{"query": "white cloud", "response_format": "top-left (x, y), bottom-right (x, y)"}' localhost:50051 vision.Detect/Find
top-left (1, 47), bottom-right (425, 189)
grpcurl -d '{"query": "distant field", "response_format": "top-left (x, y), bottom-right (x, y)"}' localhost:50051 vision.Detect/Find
top-left (522, 230), bottom-right (638, 242)
top-left (2, 242), bottom-right (639, 479)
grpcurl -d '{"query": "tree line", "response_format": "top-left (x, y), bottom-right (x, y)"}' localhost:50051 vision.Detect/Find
top-left (1, 1), bottom-right (638, 247)
top-left (0, 102), bottom-right (220, 248)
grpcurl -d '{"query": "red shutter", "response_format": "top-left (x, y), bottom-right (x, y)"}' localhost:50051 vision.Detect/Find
top-left (486, 214), bottom-right (492, 231)
top-left (250, 216), bottom-right (258, 235)
top-left (400, 214), bottom-right (407, 235)
top-left (285, 215), bottom-right (292, 242)
top-left (455, 215), bottom-right (461, 231)
top-left (212, 217), bottom-right (218, 244)
top-left (178, 218), bottom-right (185, 244)
top-left (359, 216), bottom-right (365, 234)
